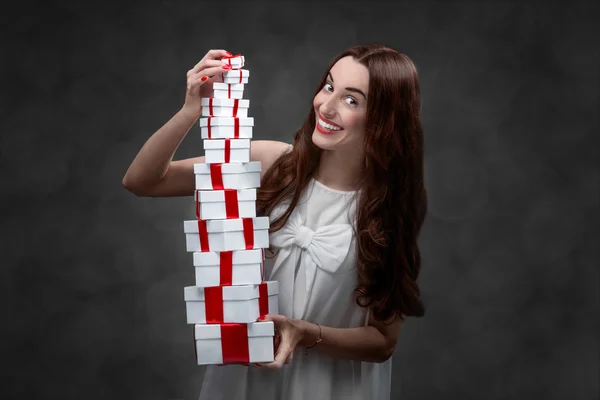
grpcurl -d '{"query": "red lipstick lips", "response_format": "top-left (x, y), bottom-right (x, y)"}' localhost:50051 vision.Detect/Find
top-left (316, 114), bottom-right (344, 134)
top-left (318, 114), bottom-right (343, 129)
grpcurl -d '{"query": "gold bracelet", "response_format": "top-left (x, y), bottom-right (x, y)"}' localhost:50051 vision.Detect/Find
top-left (304, 323), bottom-right (323, 355)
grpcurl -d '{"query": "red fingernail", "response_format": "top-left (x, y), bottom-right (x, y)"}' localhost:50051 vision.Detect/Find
top-left (226, 51), bottom-right (233, 56)
top-left (201, 76), bottom-right (207, 81)
top-left (222, 65), bottom-right (231, 70)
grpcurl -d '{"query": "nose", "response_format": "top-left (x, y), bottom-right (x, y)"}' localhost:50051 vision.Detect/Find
top-left (318, 95), bottom-right (337, 119)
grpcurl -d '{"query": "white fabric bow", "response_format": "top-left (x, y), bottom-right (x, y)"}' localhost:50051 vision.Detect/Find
top-left (269, 210), bottom-right (353, 318)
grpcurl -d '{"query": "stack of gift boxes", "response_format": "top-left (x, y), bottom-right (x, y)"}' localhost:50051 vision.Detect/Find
top-left (182, 54), bottom-right (278, 365)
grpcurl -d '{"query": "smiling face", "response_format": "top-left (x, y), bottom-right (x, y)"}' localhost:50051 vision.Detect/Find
top-left (312, 56), bottom-right (369, 151)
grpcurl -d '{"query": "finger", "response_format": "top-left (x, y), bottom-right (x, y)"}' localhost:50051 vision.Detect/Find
top-left (203, 48), bottom-right (232, 62)
top-left (261, 343), bottom-right (293, 370)
top-left (195, 49), bottom-right (231, 71)
top-left (197, 49), bottom-right (229, 68)
top-left (284, 351), bottom-right (294, 365)
top-left (192, 65), bottom-right (232, 82)
top-left (187, 66), bottom-right (230, 94)
top-left (187, 74), bottom-right (208, 95)
top-left (259, 313), bottom-right (286, 323)
top-left (190, 58), bottom-right (228, 76)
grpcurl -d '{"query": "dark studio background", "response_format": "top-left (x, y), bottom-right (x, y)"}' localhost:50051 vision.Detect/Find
top-left (1, 1), bottom-right (598, 399)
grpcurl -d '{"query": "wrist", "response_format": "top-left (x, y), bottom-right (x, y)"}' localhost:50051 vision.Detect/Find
top-left (293, 319), bottom-right (320, 347)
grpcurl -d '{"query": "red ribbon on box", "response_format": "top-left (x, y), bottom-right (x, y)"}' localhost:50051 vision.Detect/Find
top-left (219, 53), bottom-right (244, 69)
top-left (234, 118), bottom-right (240, 137)
top-left (197, 220), bottom-right (210, 252)
top-left (242, 218), bottom-right (254, 249)
top-left (220, 69), bottom-right (243, 84)
top-left (220, 324), bottom-right (250, 364)
top-left (209, 158), bottom-right (244, 190)
top-left (195, 189), bottom-right (238, 219)
top-left (204, 281), bottom-right (269, 323)
top-left (209, 164), bottom-right (224, 190)
top-left (208, 98), bottom-right (239, 117)
top-left (220, 249), bottom-right (264, 286)
top-left (224, 137), bottom-right (231, 162)
top-left (258, 282), bottom-right (269, 317)
top-left (224, 189), bottom-right (239, 218)
top-left (204, 286), bottom-right (224, 323)
top-left (232, 99), bottom-right (239, 117)
top-left (195, 190), bottom-right (201, 219)
top-left (197, 217), bottom-right (256, 253)
top-left (220, 251), bottom-right (233, 286)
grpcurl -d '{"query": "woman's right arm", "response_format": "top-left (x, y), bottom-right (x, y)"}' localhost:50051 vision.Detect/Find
top-left (123, 122), bottom-right (291, 198)
top-left (122, 49), bottom-right (292, 198)
top-left (122, 108), bottom-right (204, 197)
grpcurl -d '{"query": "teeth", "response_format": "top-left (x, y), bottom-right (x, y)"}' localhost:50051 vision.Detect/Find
top-left (318, 118), bottom-right (342, 131)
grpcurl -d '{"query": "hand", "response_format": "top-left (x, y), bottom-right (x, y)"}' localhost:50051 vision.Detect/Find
top-left (181, 49), bottom-right (234, 120)
top-left (257, 314), bottom-right (305, 369)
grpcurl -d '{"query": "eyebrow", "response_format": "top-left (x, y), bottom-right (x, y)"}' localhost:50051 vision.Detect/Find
top-left (327, 72), bottom-right (367, 100)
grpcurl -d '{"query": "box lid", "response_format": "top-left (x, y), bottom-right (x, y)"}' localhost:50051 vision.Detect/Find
top-left (203, 138), bottom-right (250, 150)
top-left (221, 54), bottom-right (245, 67)
top-left (199, 117), bottom-right (254, 127)
top-left (184, 284), bottom-right (259, 301)
top-left (222, 69), bottom-right (249, 78)
top-left (193, 161), bottom-right (261, 174)
top-left (194, 321), bottom-right (274, 340)
top-left (201, 98), bottom-right (249, 107)
top-left (213, 82), bottom-right (244, 91)
top-left (184, 216), bottom-right (270, 233)
top-left (195, 188), bottom-right (256, 203)
top-left (193, 248), bottom-right (264, 267)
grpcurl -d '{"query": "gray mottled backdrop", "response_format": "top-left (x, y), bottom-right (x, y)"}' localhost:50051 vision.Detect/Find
top-left (1, 1), bottom-right (598, 399)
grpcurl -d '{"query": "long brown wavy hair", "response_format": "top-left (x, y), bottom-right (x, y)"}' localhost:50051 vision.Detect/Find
top-left (256, 44), bottom-right (427, 322)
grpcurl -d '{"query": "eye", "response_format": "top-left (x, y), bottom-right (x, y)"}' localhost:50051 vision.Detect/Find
top-left (323, 82), bottom-right (333, 92)
top-left (345, 97), bottom-right (358, 106)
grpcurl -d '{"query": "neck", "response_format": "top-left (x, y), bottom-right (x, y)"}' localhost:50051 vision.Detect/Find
top-left (314, 148), bottom-right (365, 191)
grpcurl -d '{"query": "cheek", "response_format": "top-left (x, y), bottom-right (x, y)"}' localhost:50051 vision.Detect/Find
top-left (344, 113), bottom-right (367, 132)
top-left (313, 93), bottom-right (324, 109)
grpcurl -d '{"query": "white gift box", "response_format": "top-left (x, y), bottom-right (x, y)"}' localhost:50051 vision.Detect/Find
top-left (193, 249), bottom-right (264, 287)
top-left (199, 117), bottom-right (254, 139)
top-left (218, 69), bottom-right (249, 84)
top-left (220, 54), bottom-right (245, 69)
top-left (213, 82), bottom-right (245, 99)
top-left (184, 216), bottom-right (269, 252)
top-left (201, 98), bottom-right (249, 117)
top-left (194, 321), bottom-right (274, 365)
top-left (203, 139), bottom-right (250, 163)
top-left (184, 281), bottom-right (279, 324)
top-left (194, 188), bottom-right (256, 220)
top-left (194, 162), bottom-right (261, 190)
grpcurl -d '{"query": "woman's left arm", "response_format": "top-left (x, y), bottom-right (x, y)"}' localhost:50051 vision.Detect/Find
top-left (258, 312), bottom-right (402, 369)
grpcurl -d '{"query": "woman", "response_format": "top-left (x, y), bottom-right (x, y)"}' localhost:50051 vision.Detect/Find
top-left (123, 44), bottom-right (427, 400)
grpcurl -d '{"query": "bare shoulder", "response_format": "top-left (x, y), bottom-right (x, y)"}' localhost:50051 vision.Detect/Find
top-left (250, 140), bottom-right (292, 178)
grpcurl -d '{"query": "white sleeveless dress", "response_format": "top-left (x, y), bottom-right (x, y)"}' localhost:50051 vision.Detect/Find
top-left (197, 170), bottom-right (393, 400)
